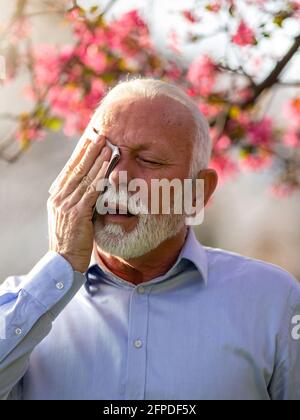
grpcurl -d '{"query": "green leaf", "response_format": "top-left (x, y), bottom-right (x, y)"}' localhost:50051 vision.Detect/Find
top-left (240, 145), bottom-right (256, 158)
top-left (188, 33), bottom-right (202, 43)
top-left (239, 149), bottom-right (249, 159)
top-left (90, 6), bottom-right (98, 13)
top-left (262, 31), bottom-right (271, 38)
top-left (229, 5), bottom-right (236, 16)
top-left (273, 12), bottom-right (290, 27)
top-left (44, 117), bottom-right (63, 132)
top-left (34, 106), bottom-right (47, 119)
top-left (101, 73), bottom-right (116, 83)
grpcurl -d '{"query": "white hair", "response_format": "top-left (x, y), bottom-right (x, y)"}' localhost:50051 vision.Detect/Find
top-left (91, 77), bottom-right (212, 176)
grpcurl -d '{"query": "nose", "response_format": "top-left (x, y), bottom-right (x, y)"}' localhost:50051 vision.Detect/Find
top-left (108, 155), bottom-right (134, 188)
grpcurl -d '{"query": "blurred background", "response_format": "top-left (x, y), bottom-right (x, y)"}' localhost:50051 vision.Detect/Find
top-left (0, 0), bottom-right (300, 281)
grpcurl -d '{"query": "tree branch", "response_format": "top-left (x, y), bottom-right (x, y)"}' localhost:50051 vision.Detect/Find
top-left (21, 9), bottom-right (66, 18)
top-left (219, 64), bottom-right (256, 87)
top-left (101, 0), bottom-right (117, 17)
top-left (278, 81), bottom-right (300, 88)
top-left (243, 33), bottom-right (300, 107)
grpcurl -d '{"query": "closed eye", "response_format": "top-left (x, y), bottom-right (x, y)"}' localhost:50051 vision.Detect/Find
top-left (138, 158), bottom-right (162, 166)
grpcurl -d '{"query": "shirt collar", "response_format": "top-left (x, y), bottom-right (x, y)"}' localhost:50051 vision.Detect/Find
top-left (176, 227), bottom-right (208, 286)
top-left (85, 227), bottom-right (208, 292)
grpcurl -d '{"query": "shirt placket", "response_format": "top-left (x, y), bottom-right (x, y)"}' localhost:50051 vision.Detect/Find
top-left (124, 284), bottom-right (152, 400)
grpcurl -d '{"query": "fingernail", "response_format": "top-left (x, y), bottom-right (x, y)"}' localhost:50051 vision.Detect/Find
top-left (103, 146), bottom-right (111, 156)
top-left (48, 184), bottom-right (55, 195)
top-left (96, 134), bottom-right (105, 143)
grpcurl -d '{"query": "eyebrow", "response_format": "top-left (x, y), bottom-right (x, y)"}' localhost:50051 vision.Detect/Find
top-left (92, 126), bottom-right (172, 159)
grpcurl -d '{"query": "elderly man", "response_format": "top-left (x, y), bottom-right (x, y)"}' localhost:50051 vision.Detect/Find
top-left (0, 78), bottom-right (300, 400)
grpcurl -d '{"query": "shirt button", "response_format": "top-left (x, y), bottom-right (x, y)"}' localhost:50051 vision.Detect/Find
top-left (15, 328), bottom-right (22, 336)
top-left (134, 339), bottom-right (143, 349)
top-left (56, 282), bottom-right (64, 290)
top-left (137, 286), bottom-right (145, 294)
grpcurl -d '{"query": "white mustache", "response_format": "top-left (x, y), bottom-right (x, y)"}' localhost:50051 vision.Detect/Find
top-left (96, 188), bottom-right (148, 216)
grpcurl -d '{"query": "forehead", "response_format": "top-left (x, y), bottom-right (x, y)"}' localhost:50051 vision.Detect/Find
top-left (98, 96), bottom-right (196, 154)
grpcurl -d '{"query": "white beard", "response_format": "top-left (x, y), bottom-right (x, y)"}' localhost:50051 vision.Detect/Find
top-left (94, 212), bottom-right (185, 259)
top-left (93, 183), bottom-right (186, 259)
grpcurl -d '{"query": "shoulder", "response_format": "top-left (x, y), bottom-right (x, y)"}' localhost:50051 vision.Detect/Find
top-left (204, 246), bottom-right (300, 303)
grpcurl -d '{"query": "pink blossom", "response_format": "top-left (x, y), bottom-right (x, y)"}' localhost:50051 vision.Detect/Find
top-left (67, 64), bottom-right (84, 83)
top-left (210, 154), bottom-right (238, 182)
top-left (232, 20), bottom-right (256, 46)
top-left (291, 0), bottom-right (300, 17)
top-left (246, 0), bottom-right (268, 4)
top-left (9, 18), bottom-right (31, 44)
top-left (48, 81), bottom-right (102, 137)
top-left (81, 45), bottom-right (107, 73)
top-left (226, 111), bottom-right (251, 137)
top-left (108, 10), bottom-right (150, 57)
top-left (199, 103), bottom-right (221, 119)
top-left (186, 87), bottom-right (197, 97)
top-left (240, 152), bottom-right (272, 171)
top-left (214, 135), bottom-right (231, 152)
top-left (168, 30), bottom-right (181, 55)
top-left (206, 2), bottom-right (222, 13)
top-left (165, 63), bottom-right (182, 81)
top-left (16, 127), bottom-right (46, 143)
top-left (292, 0), bottom-right (300, 9)
top-left (73, 21), bottom-right (94, 45)
top-left (270, 183), bottom-right (297, 198)
top-left (84, 79), bottom-right (106, 109)
top-left (22, 85), bottom-right (36, 101)
top-left (93, 27), bottom-right (109, 47)
top-left (122, 10), bottom-right (146, 29)
top-left (70, 9), bottom-right (152, 60)
top-left (187, 56), bottom-right (217, 97)
top-left (250, 56), bottom-right (262, 72)
top-left (232, 87), bottom-right (253, 102)
top-left (248, 118), bottom-right (273, 146)
top-left (284, 97), bottom-right (300, 128)
top-left (63, 111), bottom-right (91, 137)
top-left (59, 45), bottom-right (75, 63)
top-left (73, 23), bottom-right (108, 49)
top-left (182, 10), bottom-right (198, 23)
top-left (33, 45), bottom-right (60, 88)
top-left (48, 85), bottom-right (83, 117)
top-left (283, 129), bottom-right (300, 148)
top-left (63, 116), bottom-right (79, 137)
top-left (66, 8), bottom-right (82, 22)
top-left (235, 111), bottom-right (251, 127)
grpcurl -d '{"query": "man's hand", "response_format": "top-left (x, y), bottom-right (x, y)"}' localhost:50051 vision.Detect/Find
top-left (47, 135), bottom-right (112, 273)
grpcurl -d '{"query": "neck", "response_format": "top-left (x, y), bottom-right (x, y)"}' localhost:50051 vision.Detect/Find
top-left (95, 226), bottom-right (189, 285)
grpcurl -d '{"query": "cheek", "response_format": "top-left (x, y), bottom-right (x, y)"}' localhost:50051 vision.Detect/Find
top-left (148, 181), bottom-right (185, 215)
top-left (129, 168), bottom-right (188, 215)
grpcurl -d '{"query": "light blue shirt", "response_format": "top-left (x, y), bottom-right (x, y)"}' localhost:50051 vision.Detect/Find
top-left (1, 228), bottom-right (300, 400)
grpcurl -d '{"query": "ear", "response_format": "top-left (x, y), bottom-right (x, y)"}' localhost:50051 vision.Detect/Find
top-left (194, 169), bottom-right (218, 207)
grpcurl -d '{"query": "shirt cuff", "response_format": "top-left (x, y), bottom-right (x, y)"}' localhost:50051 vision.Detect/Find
top-left (1, 252), bottom-right (86, 350)
top-left (22, 251), bottom-right (86, 319)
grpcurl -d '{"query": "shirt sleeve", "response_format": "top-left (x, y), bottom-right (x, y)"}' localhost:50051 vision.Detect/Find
top-left (0, 252), bottom-right (86, 400)
top-left (268, 280), bottom-right (300, 400)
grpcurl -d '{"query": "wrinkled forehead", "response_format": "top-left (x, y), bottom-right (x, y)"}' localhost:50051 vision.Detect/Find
top-left (94, 96), bottom-right (196, 149)
top-left (101, 95), bottom-right (194, 126)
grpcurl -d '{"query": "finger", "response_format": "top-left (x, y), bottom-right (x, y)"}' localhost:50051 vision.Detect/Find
top-left (64, 147), bottom-right (111, 207)
top-left (48, 129), bottom-right (103, 195)
top-left (50, 133), bottom-right (105, 195)
top-left (79, 160), bottom-right (111, 208)
top-left (84, 146), bottom-right (112, 183)
top-left (48, 137), bottom-right (90, 195)
top-left (54, 136), bottom-right (107, 200)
